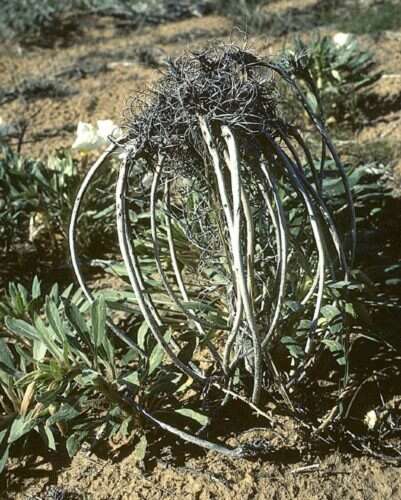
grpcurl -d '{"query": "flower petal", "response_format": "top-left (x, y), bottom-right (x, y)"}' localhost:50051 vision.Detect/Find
top-left (72, 121), bottom-right (103, 152)
top-left (332, 33), bottom-right (353, 47)
top-left (97, 120), bottom-right (123, 143)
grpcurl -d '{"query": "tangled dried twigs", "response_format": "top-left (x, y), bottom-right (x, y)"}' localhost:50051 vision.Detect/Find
top-left (69, 45), bottom-right (355, 455)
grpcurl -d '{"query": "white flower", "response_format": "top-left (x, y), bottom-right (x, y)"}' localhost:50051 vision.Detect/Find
top-left (72, 120), bottom-right (123, 153)
top-left (364, 410), bottom-right (377, 430)
top-left (96, 119), bottom-right (123, 143)
top-left (72, 122), bottom-right (104, 152)
top-left (332, 33), bottom-right (353, 47)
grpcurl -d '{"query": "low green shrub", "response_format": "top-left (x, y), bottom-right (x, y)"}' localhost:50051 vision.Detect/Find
top-left (0, 145), bottom-right (116, 256)
top-left (0, 276), bottom-right (213, 471)
top-left (1, 151), bottom-right (397, 470)
top-left (339, 1), bottom-right (401, 35)
top-left (285, 35), bottom-right (381, 125)
top-left (0, 0), bottom-right (212, 44)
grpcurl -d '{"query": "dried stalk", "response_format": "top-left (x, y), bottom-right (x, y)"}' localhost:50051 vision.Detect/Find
top-left (69, 46), bottom-right (354, 455)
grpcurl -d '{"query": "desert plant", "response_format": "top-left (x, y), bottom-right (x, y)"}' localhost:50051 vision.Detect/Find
top-left (0, 277), bottom-right (216, 471)
top-left (0, 77), bottom-right (75, 106)
top-left (215, 0), bottom-right (270, 32)
top-left (0, 282), bottom-right (84, 473)
top-left (0, 0), bottom-right (212, 43)
top-left (69, 45), bottom-right (357, 454)
top-left (0, 277), bottom-right (43, 323)
top-left (0, 145), bottom-right (116, 256)
top-left (338, 1), bottom-right (401, 35)
top-left (287, 35), bottom-right (381, 124)
top-left (2, 151), bottom-right (396, 469)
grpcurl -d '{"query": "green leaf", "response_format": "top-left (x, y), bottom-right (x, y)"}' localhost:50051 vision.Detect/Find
top-left (49, 283), bottom-right (60, 304)
top-left (175, 408), bottom-right (209, 426)
top-left (33, 339), bottom-right (47, 362)
top-left (138, 321), bottom-right (149, 350)
top-left (322, 339), bottom-right (346, 366)
top-left (46, 300), bottom-right (67, 343)
top-left (281, 336), bottom-right (304, 359)
top-left (66, 431), bottom-right (88, 457)
top-left (321, 305), bottom-right (341, 321)
top-left (306, 91), bottom-right (318, 113)
top-left (0, 338), bottom-right (15, 371)
top-left (31, 276), bottom-right (41, 300)
top-left (133, 435), bottom-right (147, 462)
top-left (322, 339), bottom-right (342, 351)
top-left (76, 369), bottom-right (99, 386)
top-left (181, 301), bottom-right (219, 314)
top-left (0, 444), bottom-right (9, 474)
top-left (0, 429), bottom-right (8, 446)
top-left (64, 301), bottom-right (89, 343)
top-left (149, 344), bottom-right (165, 376)
top-left (39, 425), bottom-right (56, 451)
top-left (61, 283), bottom-right (74, 300)
top-left (47, 403), bottom-right (79, 426)
top-left (176, 376), bottom-right (193, 393)
top-left (118, 417), bottom-right (132, 441)
top-left (328, 280), bottom-right (363, 291)
top-left (102, 335), bottom-right (114, 365)
top-left (91, 295), bottom-right (106, 348)
top-left (123, 372), bottom-right (140, 387)
top-left (8, 415), bottom-right (36, 444)
top-left (331, 69), bottom-right (341, 81)
top-left (148, 330), bottom-right (171, 375)
top-left (93, 205), bottom-right (114, 219)
top-left (5, 317), bottom-right (38, 342)
top-left (345, 303), bottom-right (357, 319)
top-left (34, 315), bottom-right (62, 359)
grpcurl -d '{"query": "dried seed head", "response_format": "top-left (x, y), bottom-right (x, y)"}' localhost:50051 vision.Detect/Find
top-left (123, 45), bottom-right (284, 176)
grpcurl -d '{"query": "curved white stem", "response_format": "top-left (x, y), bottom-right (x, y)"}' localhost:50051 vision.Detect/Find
top-left (69, 144), bottom-right (116, 304)
top-left (150, 156), bottom-right (225, 332)
top-left (266, 62), bottom-right (356, 265)
top-left (259, 163), bottom-right (288, 349)
top-left (221, 124), bottom-right (262, 404)
top-left (264, 133), bottom-right (326, 356)
top-left (221, 151), bottom-right (252, 374)
top-left (199, 117), bottom-right (264, 402)
top-left (281, 131), bottom-right (349, 278)
top-left (116, 155), bottom-right (206, 383)
top-left (68, 144), bottom-right (145, 356)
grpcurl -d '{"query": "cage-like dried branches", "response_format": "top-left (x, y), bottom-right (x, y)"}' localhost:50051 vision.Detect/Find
top-left (69, 45), bottom-right (354, 455)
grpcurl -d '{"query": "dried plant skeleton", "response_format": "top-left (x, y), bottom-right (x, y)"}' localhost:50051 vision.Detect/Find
top-left (69, 46), bottom-right (355, 455)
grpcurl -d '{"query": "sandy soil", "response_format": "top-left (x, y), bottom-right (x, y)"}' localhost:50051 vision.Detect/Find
top-left (5, 447), bottom-right (401, 500)
top-left (1, 2), bottom-right (401, 499)
top-left (0, 15), bottom-right (235, 158)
